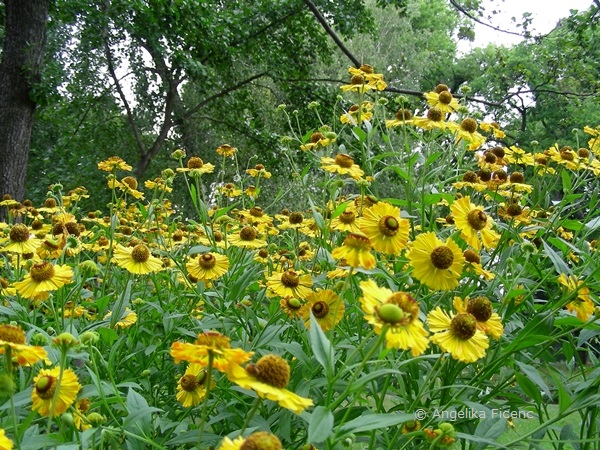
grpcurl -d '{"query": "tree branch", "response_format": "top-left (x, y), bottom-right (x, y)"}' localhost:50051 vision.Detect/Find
top-left (448, 0), bottom-right (528, 38)
top-left (302, 0), bottom-right (361, 67)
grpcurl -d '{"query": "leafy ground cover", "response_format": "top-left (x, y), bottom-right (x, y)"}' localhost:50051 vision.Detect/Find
top-left (0, 66), bottom-right (599, 449)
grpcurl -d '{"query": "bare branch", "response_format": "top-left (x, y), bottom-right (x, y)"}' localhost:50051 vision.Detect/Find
top-left (302, 0), bottom-right (361, 67)
top-left (448, 0), bottom-right (528, 38)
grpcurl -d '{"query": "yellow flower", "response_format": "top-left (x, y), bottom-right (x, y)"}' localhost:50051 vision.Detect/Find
top-left (453, 296), bottom-right (503, 339)
top-left (504, 146), bottom-right (535, 165)
top-left (215, 144), bottom-right (237, 157)
top-left (329, 203), bottom-right (362, 233)
top-left (246, 164), bottom-right (272, 179)
top-left (97, 156), bottom-right (132, 172)
top-left (111, 244), bottom-right (163, 274)
top-left (406, 232), bottom-right (464, 291)
top-left (359, 280), bottom-right (429, 356)
top-left (186, 252), bottom-right (229, 282)
top-left (220, 183), bottom-right (242, 198)
top-left (2, 224), bottom-right (42, 254)
top-left (228, 226), bottom-right (267, 249)
top-left (226, 354), bottom-right (313, 414)
top-left (0, 428), bottom-right (13, 450)
top-left (427, 307), bottom-right (489, 363)
top-left (341, 65), bottom-right (387, 93)
top-left (14, 262), bottom-right (73, 299)
top-left (359, 202), bottom-right (409, 255)
top-left (331, 232), bottom-right (376, 270)
top-left (447, 118), bottom-right (486, 150)
top-left (265, 270), bottom-right (313, 299)
top-left (31, 367), bottom-right (82, 417)
top-left (0, 324), bottom-right (49, 366)
top-left (423, 86), bottom-right (460, 114)
top-left (340, 102), bottom-right (373, 126)
top-left (412, 107), bottom-right (447, 131)
top-left (300, 131), bottom-right (335, 152)
top-left (103, 308), bottom-right (138, 329)
top-left (451, 196), bottom-right (500, 251)
top-left (321, 154), bottom-right (364, 180)
top-left (176, 364), bottom-right (211, 407)
top-left (218, 432), bottom-right (282, 450)
top-left (385, 108), bottom-right (415, 128)
top-left (176, 156), bottom-right (215, 175)
top-left (300, 289), bottom-right (344, 331)
top-left (170, 331), bottom-right (253, 373)
top-left (462, 249), bottom-right (495, 280)
top-left (558, 274), bottom-right (594, 321)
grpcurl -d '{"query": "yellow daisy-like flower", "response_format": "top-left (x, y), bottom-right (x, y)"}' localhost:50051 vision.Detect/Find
top-left (321, 154), bottom-right (364, 180)
top-left (220, 183), bottom-right (242, 198)
top-left (186, 252), bottom-right (229, 282)
top-left (2, 224), bottom-right (42, 254)
top-left (340, 102), bottom-right (374, 126)
top-left (0, 324), bottom-right (49, 366)
top-left (246, 164), bottom-right (272, 179)
top-left (504, 146), bottom-right (535, 165)
top-left (176, 364), bottom-right (211, 407)
top-left (331, 232), bottom-right (376, 270)
top-left (359, 202), bottom-right (409, 255)
top-left (451, 196), bottom-right (500, 251)
top-left (226, 354), bottom-right (313, 414)
top-left (103, 308), bottom-right (138, 329)
top-left (97, 156), bottom-right (132, 172)
top-left (359, 280), bottom-right (429, 356)
top-left (228, 226), bottom-right (267, 249)
top-left (462, 249), bottom-right (495, 281)
top-left (558, 274), bottom-right (594, 321)
top-left (265, 270), bottom-right (313, 299)
top-left (300, 131), bottom-right (335, 152)
top-left (0, 428), bottom-right (13, 450)
top-left (300, 289), bottom-right (344, 331)
top-left (447, 118), bottom-right (486, 150)
top-left (14, 262), bottom-right (73, 299)
top-left (170, 331), bottom-right (253, 373)
top-left (427, 307), bottom-right (489, 363)
top-left (341, 65), bottom-right (387, 93)
top-left (385, 108), bottom-right (415, 128)
top-left (215, 144), bottom-right (237, 157)
top-left (73, 398), bottom-right (92, 431)
top-left (330, 203), bottom-right (362, 233)
top-left (31, 367), bottom-right (82, 417)
top-left (218, 432), bottom-right (282, 450)
top-left (479, 121), bottom-right (506, 139)
top-left (406, 232), bottom-right (464, 291)
top-left (176, 156), bottom-right (215, 175)
top-left (453, 296), bottom-right (503, 339)
top-left (423, 86), bottom-right (460, 114)
top-left (111, 243), bottom-right (163, 274)
top-left (412, 107), bottom-right (447, 131)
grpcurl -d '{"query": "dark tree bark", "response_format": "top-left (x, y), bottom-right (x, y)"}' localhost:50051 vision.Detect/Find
top-left (0, 0), bottom-right (50, 207)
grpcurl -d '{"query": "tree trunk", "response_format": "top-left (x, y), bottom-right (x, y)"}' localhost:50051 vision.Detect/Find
top-left (0, 0), bottom-right (50, 207)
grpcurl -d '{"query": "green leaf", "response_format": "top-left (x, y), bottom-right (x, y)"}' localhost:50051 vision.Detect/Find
top-left (542, 239), bottom-right (571, 275)
top-left (98, 327), bottom-right (118, 345)
top-left (514, 372), bottom-right (542, 404)
top-left (423, 193), bottom-right (453, 206)
top-left (515, 361), bottom-right (551, 398)
top-left (561, 170), bottom-right (572, 192)
top-left (473, 418), bottom-right (507, 450)
top-left (308, 312), bottom-right (334, 376)
top-left (308, 406), bottom-right (334, 444)
top-left (352, 126), bottom-right (367, 143)
top-left (338, 412), bottom-right (414, 435)
top-left (549, 370), bottom-right (572, 413)
top-left (124, 388), bottom-right (162, 437)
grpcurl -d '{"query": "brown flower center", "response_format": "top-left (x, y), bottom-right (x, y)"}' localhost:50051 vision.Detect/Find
top-left (430, 246), bottom-right (454, 270)
top-left (438, 91), bottom-right (453, 105)
top-left (509, 172), bottom-right (525, 184)
top-left (334, 153), bottom-right (355, 168)
top-left (395, 109), bottom-right (412, 121)
top-left (467, 209), bottom-right (487, 231)
top-left (427, 107), bottom-right (443, 122)
top-left (463, 249), bottom-right (480, 264)
top-left (0, 324), bottom-right (26, 344)
top-left (249, 207), bottom-right (264, 218)
top-left (339, 210), bottom-right (356, 224)
top-left (247, 354), bottom-right (290, 388)
top-left (344, 233), bottom-right (372, 250)
top-left (350, 74), bottom-right (365, 85)
top-left (462, 171), bottom-right (478, 183)
top-left (450, 313), bottom-right (477, 340)
top-left (310, 132), bottom-right (324, 143)
top-left (239, 226), bottom-right (258, 241)
top-left (281, 271), bottom-right (300, 288)
top-left (240, 431), bottom-right (283, 450)
top-left (30, 262), bottom-right (56, 282)
top-left (460, 118), bottom-right (477, 133)
top-left (195, 331), bottom-right (230, 349)
top-left (121, 176), bottom-right (138, 190)
top-left (491, 146), bottom-right (505, 158)
top-left (289, 212), bottom-right (304, 224)
top-left (378, 215), bottom-right (399, 237)
top-left (311, 301), bottom-right (329, 319)
top-left (35, 375), bottom-right (57, 400)
top-left (506, 204), bottom-right (523, 217)
top-left (435, 83), bottom-right (449, 94)
top-left (131, 244), bottom-right (150, 263)
top-left (9, 224), bottom-right (30, 243)
top-left (467, 296), bottom-right (493, 322)
top-left (180, 374), bottom-right (199, 392)
top-left (44, 198), bottom-right (58, 208)
top-left (187, 157), bottom-right (204, 169)
top-left (198, 253), bottom-right (216, 269)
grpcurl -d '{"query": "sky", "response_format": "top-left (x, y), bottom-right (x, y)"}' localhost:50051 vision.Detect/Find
top-left (459, 0), bottom-right (594, 51)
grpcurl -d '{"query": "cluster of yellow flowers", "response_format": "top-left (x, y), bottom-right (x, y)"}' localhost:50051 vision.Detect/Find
top-left (0, 64), bottom-right (598, 448)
